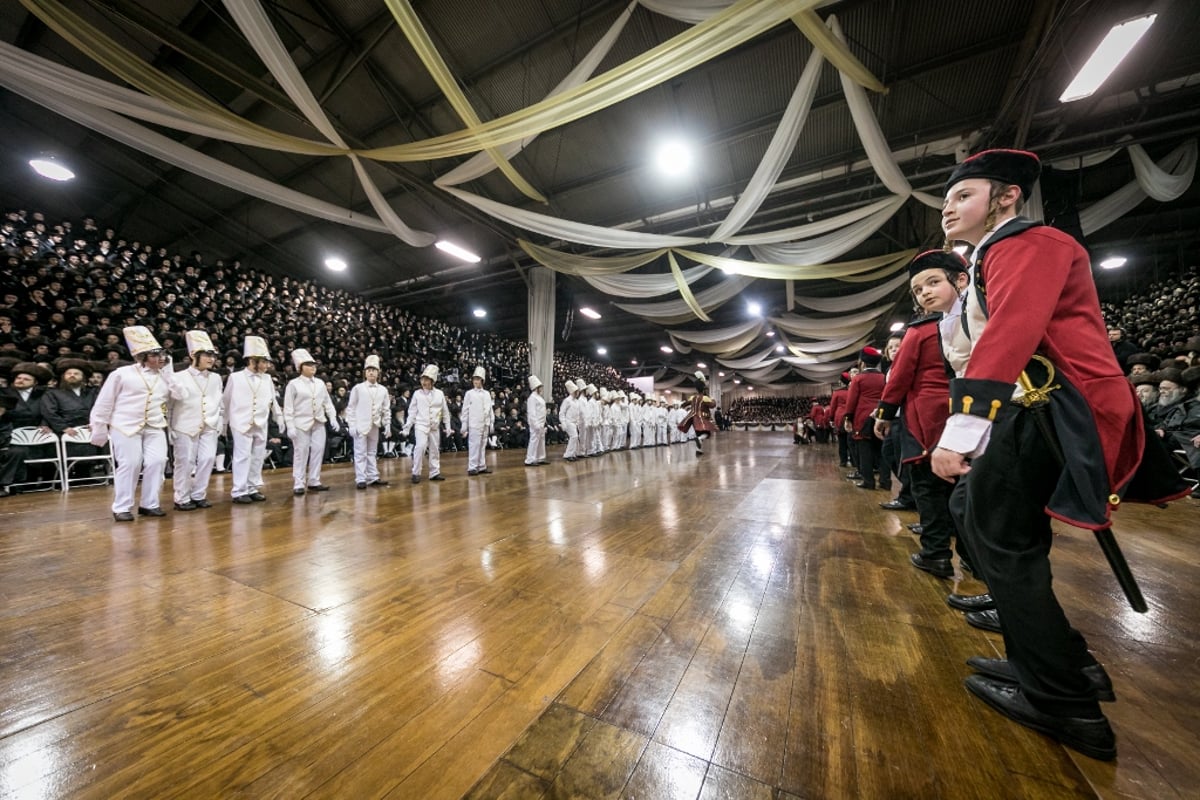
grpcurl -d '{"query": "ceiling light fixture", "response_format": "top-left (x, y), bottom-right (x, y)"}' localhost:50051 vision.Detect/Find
top-left (660, 345), bottom-right (673, 353)
top-left (765, 330), bottom-right (775, 337)
top-left (747, 301), bottom-right (762, 316)
top-left (473, 308), bottom-right (487, 318)
top-left (579, 307), bottom-right (602, 319)
top-left (696, 362), bottom-right (707, 368)
top-left (631, 359), bottom-right (638, 365)
top-left (597, 346), bottom-right (607, 355)
top-left (29, 157), bottom-right (75, 181)
top-left (1060, 14), bottom-right (1157, 102)
top-left (435, 240), bottom-right (481, 263)
top-left (324, 256), bottom-right (347, 272)
top-left (653, 138), bottom-right (693, 177)
top-left (718, 371), bottom-right (725, 377)
top-left (775, 345), bottom-right (785, 353)
top-left (1099, 256), bottom-right (1127, 270)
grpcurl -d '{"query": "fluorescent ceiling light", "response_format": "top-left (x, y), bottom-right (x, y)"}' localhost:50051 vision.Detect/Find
top-left (660, 345), bottom-right (673, 353)
top-left (1099, 256), bottom-right (1127, 270)
top-left (579, 307), bottom-right (602, 319)
top-left (765, 330), bottom-right (775, 337)
top-left (597, 346), bottom-right (607, 355)
top-left (718, 371), bottom-right (725, 377)
top-left (747, 301), bottom-right (762, 316)
top-left (732, 379), bottom-right (741, 384)
top-left (747, 386), bottom-right (755, 391)
top-left (775, 345), bottom-right (785, 353)
top-left (653, 138), bottom-right (693, 176)
top-left (473, 308), bottom-right (487, 318)
top-left (696, 362), bottom-right (707, 368)
top-left (324, 256), bottom-right (347, 272)
top-left (631, 359), bottom-right (638, 365)
top-left (29, 158), bottom-right (74, 181)
top-left (890, 322), bottom-right (905, 332)
top-left (1060, 15), bottom-right (1156, 102)
top-left (435, 240), bottom-right (481, 263)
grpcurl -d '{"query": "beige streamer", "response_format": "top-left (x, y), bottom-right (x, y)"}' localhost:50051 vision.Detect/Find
top-left (791, 9), bottom-right (886, 93)
top-left (676, 248), bottom-right (916, 280)
top-left (519, 240), bottom-right (668, 275)
top-left (384, 0), bottom-right (546, 202)
top-left (668, 251), bottom-right (712, 322)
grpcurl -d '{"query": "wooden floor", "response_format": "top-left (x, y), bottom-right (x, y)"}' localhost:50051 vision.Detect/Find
top-left (0, 434), bottom-right (1197, 799)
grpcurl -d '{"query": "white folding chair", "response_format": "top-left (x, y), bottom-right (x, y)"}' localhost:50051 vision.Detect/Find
top-left (59, 425), bottom-right (115, 492)
top-left (9, 427), bottom-right (64, 492)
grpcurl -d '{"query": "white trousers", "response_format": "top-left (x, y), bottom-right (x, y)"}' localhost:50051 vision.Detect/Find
top-left (353, 428), bottom-right (380, 483)
top-left (657, 424), bottom-right (668, 445)
top-left (172, 427), bottom-right (218, 503)
top-left (643, 423), bottom-right (656, 445)
top-left (231, 426), bottom-right (267, 498)
top-left (412, 427), bottom-right (442, 477)
top-left (110, 426), bottom-right (167, 513)
top-left (290, 424), bottom-right (327, 489)
top-left (589, 424), bottom-right (603, 454)
top-left (629, 421), bottom-right (642, 448)
top-left (525, 426), bottom-right (546, 464)
top-left (562, 420), bottom-right (579, 459)
top-left (467, 426), bottom-right (488, 471)
top-left (615, 424), bottom-right (628, 450)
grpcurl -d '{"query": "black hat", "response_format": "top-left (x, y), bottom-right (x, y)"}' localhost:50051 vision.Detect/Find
top-left (860, 346), bottom-right (882, 367)
top-left (54, 357), bottom-right (93, 378)
top-left (945, 148), bottom-right (1041, 200)
top-left (1186, 335), bottom-right (1200, 354)
top-left (11, 361), bottom-right (54, 384)
top-left (1153, 367), bottom-right (1184, 386)
top-left (1126, 352), bottom-right (1160, 370)
top-left (908, 249), bottom-right (969, 278)
top-left (1129, 373), bottom-right (1157, 386)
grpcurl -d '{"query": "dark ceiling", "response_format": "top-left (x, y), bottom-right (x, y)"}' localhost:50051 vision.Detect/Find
top-left (2, 0), bottom-right (1199, 383)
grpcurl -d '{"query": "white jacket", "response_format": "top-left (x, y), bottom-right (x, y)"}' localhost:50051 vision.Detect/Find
top-left (526, 391), bottom-right (546, 430)
top-left (403, 388), bottom-right (450, 435)
top-left (344, 381), bottom-right (391, 436)
top-left (91, 362), bottom-right (188, 438)
top-left (223, 369), bottom-right (282, 434)
top-left (168, 366), bottom-right (224, 436)
top-left (461, 387), bottom-right (493, 432)
top-left (283, 375), bottom-right (338, 435)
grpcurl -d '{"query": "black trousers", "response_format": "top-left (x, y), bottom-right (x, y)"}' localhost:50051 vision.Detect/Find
top-left (949, 408), bottom-right (1103, 718)
top-left (908, 460), bottom-right (965, 562)
top-left (855, 420), bottom-right (888, 489)
top-left (837, 429), bottom-right (853, 467)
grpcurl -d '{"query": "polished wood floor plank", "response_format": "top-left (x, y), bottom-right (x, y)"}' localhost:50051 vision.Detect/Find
top-left (0, 435), bottom-right (1196, 798)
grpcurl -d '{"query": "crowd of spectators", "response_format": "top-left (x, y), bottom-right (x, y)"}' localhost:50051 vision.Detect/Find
top-left (727, 395), bottom-right (824, 423)
top-left (1102, 263), bottom-right (1200, 362)
top-left (0, 207), bottom-right (633, 466)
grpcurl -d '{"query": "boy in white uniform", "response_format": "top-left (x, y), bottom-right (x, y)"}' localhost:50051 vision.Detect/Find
top-left (90, 326), bottom-right (187, 521)
top-left (283, 349), bottom-right (338, 496)
top-left (560, 380), bottom-right (583, 462)
top-left (462, 366), bottom-right (493, 475)
top-left (222, 336), bottom-right (283, 504)
top-left (168, 330), bottom-right (224, 511)
top-left (628, 394), bottom-right (643, 449)
top-left (525, 375), bottom-right (548, 466)
top-left (403, 364), bottom-right (451, 483)
top-left (345, 354), bottom-right (391, 489)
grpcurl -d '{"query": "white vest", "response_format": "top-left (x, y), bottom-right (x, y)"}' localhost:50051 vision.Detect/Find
top-left (345, 381), bottom-right (391, 435)
top-left (90, 363), bottom-right (185, 436)
top-left (223, 369), bottom-right (280, 433)
top-left (169, 366), bottom-right (224, 436)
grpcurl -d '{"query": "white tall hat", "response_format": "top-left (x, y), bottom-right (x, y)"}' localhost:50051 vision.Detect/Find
top-left (123, 325), bottom-right (162, 356)
top-left (364, 354), bottom-right (381, 370)
top-left (243, 335), bottom-right (270, 359)
top-left (292, 348), bottom-right (316, 370)
top-left (564, 379), bottom-right (578, 393)
top-left (599, 388), bottom-right (608, 401)
top-left (184, 330), bottom-right (216, 356)
top-left (473, 366), bottom-right (486, 380)
top-left (528, 375), bottom-right (543, 390)
top-left (586, 383), bottom-right (597, 396)
top-left (574, 377), bottom-right (584, 388)
top-left (694, 370), bottom-right (706, 382)
top-left (421, 363), bottom-right (439, 381)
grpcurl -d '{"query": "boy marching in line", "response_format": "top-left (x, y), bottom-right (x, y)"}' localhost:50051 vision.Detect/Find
top-left (283, 349), bottom-right (337, 496)
top-left (90, 326), bottom-right (187, 520)
top-left (525, 375), bottom-right (548, 466)
top-left (462, 366), bottom-right (493, 475)
top-left (222, 336), bottom-right (283, 504)
top-left (559, 380), bottom-right (583, 462)
top-left (168, 330), bottom-right (224, 511)
top-left (345, 355), bottom-right (391, 489)
top-left (933, 149), bottom-right (1187, 761)
top-left (403, 364), bottom-right (451, 483)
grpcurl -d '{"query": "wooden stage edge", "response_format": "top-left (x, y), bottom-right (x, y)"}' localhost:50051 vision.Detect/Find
top-left (0, 432), bottom-right (1197, 799)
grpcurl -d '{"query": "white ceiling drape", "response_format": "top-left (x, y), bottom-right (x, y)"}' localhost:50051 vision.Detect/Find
top-left (615, 274), bottom-right (756, 324)
top-left (1079, 140), bottom-right (1196, 235)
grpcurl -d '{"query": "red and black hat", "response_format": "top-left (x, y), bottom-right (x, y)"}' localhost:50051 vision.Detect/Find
top-left (859, 346), bottom-right (882, 367)
top-left (908, 249), bottom-right (969, 278)
top-left (945, 148), bottom-right (1041, 199)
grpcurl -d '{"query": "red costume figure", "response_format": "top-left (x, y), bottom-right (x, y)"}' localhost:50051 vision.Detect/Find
top-left (829, 373), bottom-right (851, 467)
top-left (678, 371), bottom-right (716, 455)
top-left (845, 347), bottom-right (887, 489)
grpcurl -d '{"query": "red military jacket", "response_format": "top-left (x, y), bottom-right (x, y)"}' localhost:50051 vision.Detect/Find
top-left (875, 317), bottom-right (949, 462)
top-left (844, 369), bottom-right (884, 439)
top-left (829, 389), bottom-right (849, 430)
top-left (951, 220), bottom-right (1178, 527)
top-left (810, 403), bottom-right (827, 428)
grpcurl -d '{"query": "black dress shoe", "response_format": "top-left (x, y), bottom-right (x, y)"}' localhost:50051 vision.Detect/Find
top-left (173, 501), bottom-right (197, 512)
top-left (537, 461), bottom-right (550, 465)
top-left (112, 511), bottom-right (135, 522)
top-left (966, 656), bottom-right (1115, 702)
top-left (307, 484), bottom-right (330, 492)
top-left (845, 471), bottom-right (862, 481)
top-left (193, 499), bottom-right (212, 508)
top-left (370, 479), bottom-right (389, 486)
top-left (964, 674), bottom-right (1116, 760)
top-left (966, 608), bottom-right (1003, 633)
top-left (907, 523), bottom-right (924, 534)
top-left (293, 488), bottom-right (306, 496)
top-left (854, 482), bottom-right (877, 490)
top-left (429, 474), bottom-right (445, 481)
top-left (880, 499), bottom-right (917, 511)
top-left (467, 469), bottom-right (478, 476)
top-left (138, 506), bottom-right (166, 517)
top-left (249, 492), bottom-right (267, 501)
top-left (232, 495), bottom-right (253, 504)
top-left (910, 552), bottom-right (953, 578)
top-left (479, 469), bottom-right (492, 474)
top-left (357, 482), bottom-right (367, 490)
top-left (947, 592), bottom-right (995, 612)
top-left (411, 475), bottom-right (421, 484)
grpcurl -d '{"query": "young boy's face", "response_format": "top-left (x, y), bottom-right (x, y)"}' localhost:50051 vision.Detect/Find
top-left (910, 268), bottom-right (966, 314)
top-left (942, 178), bottom-right (997, 245)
